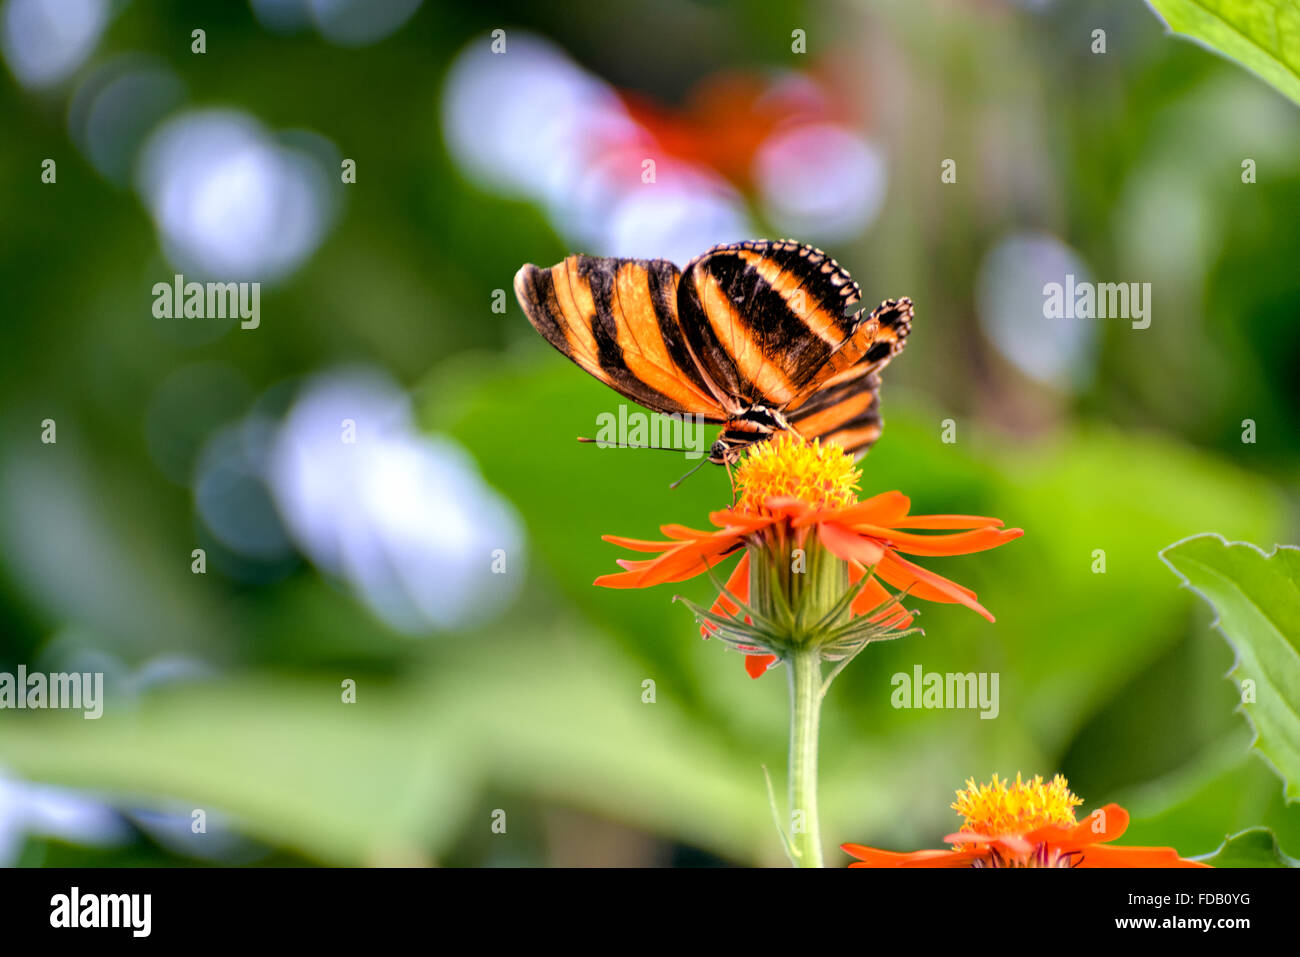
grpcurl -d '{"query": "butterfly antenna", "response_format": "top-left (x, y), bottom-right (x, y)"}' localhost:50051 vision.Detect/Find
top-left (576, 436), bottom-right (690, 453)
top-left (669, 457), bottom-right (710, 490)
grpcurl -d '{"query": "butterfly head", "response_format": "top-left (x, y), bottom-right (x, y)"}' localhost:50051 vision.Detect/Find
top-left (708, 405), bottom-right (791, 465)
top-left (707, 438), bottom-right (741, 465)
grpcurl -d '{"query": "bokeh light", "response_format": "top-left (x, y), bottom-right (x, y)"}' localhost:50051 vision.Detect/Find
top-left (0, 769), bottom-right (128, 865)
top-left (136, 109), bottom-right (340, 282)
top-left (442, 32), bottom-right (753, 262)
top-left (266, 368), bottom-right (525, 634)
top-left (975, 231), bottom-right (1096, 390)
top-left (0, 0), bottom-right (106, 89)
top-left (67, 54), bottom-right (186, 187)
top-left (251, 0), bottom-right (424, 46)
top-left (754, 122), bottom-right (886, 242)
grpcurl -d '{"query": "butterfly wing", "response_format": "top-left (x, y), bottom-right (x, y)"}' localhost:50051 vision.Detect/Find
top-left (515, 244), bottom-right (911, 461)
top-left (785, 298), bottom-right (914, 457)
top-left (514, 255), bottom-right (730, 419)
top-left (676, 240), bottom-right (865, 409)
top-left (787, 370), bottom-right (883, 457)
top-left (785, 297), bottom-right (911, 408)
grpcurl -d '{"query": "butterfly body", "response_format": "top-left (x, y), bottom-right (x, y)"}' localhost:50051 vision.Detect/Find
top-left (514, 240), bottom-right (911, 464)
top-left (710, 404), bottom-right (792, 464)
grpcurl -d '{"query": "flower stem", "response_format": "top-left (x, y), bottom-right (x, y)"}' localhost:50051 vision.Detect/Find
top-left (787, 647), bottom-right (823, 867)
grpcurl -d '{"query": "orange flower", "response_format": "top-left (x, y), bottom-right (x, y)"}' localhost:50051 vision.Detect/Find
top-left (594, 433), bottom-right (1023, 677)
top-left (842, 773), bottom-right (1210, 868)
top-left (618, 71), bottom-right (847, 186)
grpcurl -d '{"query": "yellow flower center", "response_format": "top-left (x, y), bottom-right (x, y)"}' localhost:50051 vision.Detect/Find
top-left (735, 432), bottom-right (860, 514)
top-left (952, 773), bottom-right (1082, 837)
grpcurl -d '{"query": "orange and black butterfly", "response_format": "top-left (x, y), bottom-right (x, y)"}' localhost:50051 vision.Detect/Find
top-left (513, 239), bottom-right (911, 465)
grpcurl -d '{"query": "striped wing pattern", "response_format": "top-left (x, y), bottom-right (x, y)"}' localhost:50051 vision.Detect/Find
top-left (512, 254), bottom-right (728, 419)
top-left (787, 370), bottom-right (883, 456)
top-left (513, 239), bottom-right (912, 459)
top-left (785, 297), bottom-right (911, 413)
top-left (678, 240), bottom-right (865, 407)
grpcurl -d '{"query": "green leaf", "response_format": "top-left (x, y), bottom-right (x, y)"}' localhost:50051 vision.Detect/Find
top-left (1196, 827), bottom-right (1299, 866)
top-left (1122, 737), bottom-right (1300, 858)
top-left (1147, 0), bottom-right (1300, 106)
top-left (1160, 534), bottom-right (1300, 800)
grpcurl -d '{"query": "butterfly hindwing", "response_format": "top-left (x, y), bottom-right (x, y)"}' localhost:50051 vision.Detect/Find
top-left (514, 255), bottom-right (728, 419)
top-left (787, 369), bottom-right (883, 457)
top-left (677, 240), bottom-right (864, 408)
top-left (785, 297), bottom-right (912, 413)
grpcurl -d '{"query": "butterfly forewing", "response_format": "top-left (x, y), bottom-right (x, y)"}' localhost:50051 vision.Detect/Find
top-left (677, 240), bottom-right (864, 408)
top-left (514, 255), bottom-right (727, 418)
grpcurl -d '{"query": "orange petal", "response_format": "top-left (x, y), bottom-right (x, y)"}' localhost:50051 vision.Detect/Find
top-left (1031, 803), bottom-right (1130, 846)
top-left (744, 653), bottom-right (776, 678)
top-left (706, 510), bottom-right (779, 534)
top-left (943, 830), bottom-right (1034, 857)
top-left (721, 551), bottom-right (751, 605)
top-left (660, 523), bottom-right (720, 541)
top-left (794, 490), bottom-right (910, 528)
top-left (642, 538), bottom-right (744, 584)
top-left (701, 552), bottom-right (750, 636)
top-left (817, 522), bottom-right (886, 566)
top-left (841, 843), bottom-right (976, 868)
top-left (849, 564), bottom-right (914, 627)
top-left (601, 534), bottom-right (679, 553)
top-left (1070, 844), bottom-right (1210, 868)
top-left (890, 514), bottom-right (1005, 530)
top-left (848, 524), bottom-right (1024, 558)
top-left (876, 550), bottom-right (994, 621)
top-left (594, 536), bottom-right (742, 588)
top-left (759, 496), bottom-right (814, 519)
top-left (593, 570), bottom-right (655, 588)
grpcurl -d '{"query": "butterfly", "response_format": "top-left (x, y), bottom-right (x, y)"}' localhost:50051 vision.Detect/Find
top-left (513, 239), bottom-right (911, 466)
